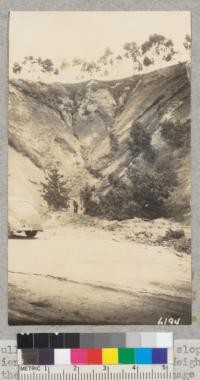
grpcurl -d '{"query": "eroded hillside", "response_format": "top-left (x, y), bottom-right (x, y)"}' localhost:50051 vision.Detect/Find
top-left (9, 62), bottom-right (191, 218)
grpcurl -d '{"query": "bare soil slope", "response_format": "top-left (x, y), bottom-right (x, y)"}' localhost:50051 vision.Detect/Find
top-left (9, 63), bottom-right (190, 214)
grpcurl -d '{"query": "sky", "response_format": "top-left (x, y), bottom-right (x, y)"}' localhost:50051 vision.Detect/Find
top-left (9, 11), bottom-right (191, 83)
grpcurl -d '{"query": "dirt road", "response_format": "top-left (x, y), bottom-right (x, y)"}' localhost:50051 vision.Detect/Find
top-left (8, 225), bottom-right (191, 325)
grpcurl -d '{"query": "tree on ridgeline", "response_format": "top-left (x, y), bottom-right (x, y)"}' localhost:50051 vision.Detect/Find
top-left (60, 60), bottom-right (70, 71)
top-left (141, 34), bottom-right (176, 67)
top-left (143, 56), bottom-right (152, 67)
top-left (123, 41), bottom-right (142, 74)
top-left (97, 47), bottom-right (114, 76)
top-left (12, 56), bottom-right (60, 79)
top-left (12, 34), bottom-right (182, 81)
top-left (54, 68), bottom-right (59, 75)
top-left (81, 61), bottom-right (101, 77)
top-left (40, 58), bottom-right (55, 73)
top-left (183, 34), bottom-right (191, 79)
top-left (12, 62), bottom-right (22, 74)
top-left (72, 57), bottom-right (84, 67)
top-left (183, 34), bottom-right (191, 52)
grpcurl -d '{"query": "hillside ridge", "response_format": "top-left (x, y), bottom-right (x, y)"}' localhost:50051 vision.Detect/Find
top-left (9, 62), bottom-right (191, 219)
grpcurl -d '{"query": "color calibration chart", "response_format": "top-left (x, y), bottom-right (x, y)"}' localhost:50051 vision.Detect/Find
top-left (17, 332), bottom-right (173, 379)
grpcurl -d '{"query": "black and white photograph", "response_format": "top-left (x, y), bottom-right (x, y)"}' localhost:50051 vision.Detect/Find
top-left (8, 11), bottom-right (191, 325)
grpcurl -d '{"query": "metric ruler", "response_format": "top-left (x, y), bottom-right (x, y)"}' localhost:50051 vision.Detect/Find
top-left (19, 364), bottom-right (174, 380)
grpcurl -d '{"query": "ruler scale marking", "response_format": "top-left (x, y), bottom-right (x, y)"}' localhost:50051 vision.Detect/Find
top-left (19, 365), bottom-right (173, 380)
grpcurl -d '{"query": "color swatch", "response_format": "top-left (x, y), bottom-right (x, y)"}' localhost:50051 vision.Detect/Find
top-left (18, 347), bottom-right (171, 365)
top-left (17, 332), bottom-right (173, 349)
top-left (17, 333), bottom-right (173, 367)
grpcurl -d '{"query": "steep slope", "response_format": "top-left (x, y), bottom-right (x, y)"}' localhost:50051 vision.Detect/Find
top-left (8, 147), bottom-right (44, 205)
top-left (91, 63), bottom-right (190, 171)
top-left (8, 62), bottom-right (191, 215)
top-left (9, 80), bottom-right (94, 204)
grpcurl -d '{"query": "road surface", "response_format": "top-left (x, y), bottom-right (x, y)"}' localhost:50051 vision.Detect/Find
top-left (8, 225), bottom-right (191, 325)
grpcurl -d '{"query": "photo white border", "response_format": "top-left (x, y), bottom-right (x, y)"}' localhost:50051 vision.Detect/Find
top-left (0, 0), bottom-right (199, 337)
